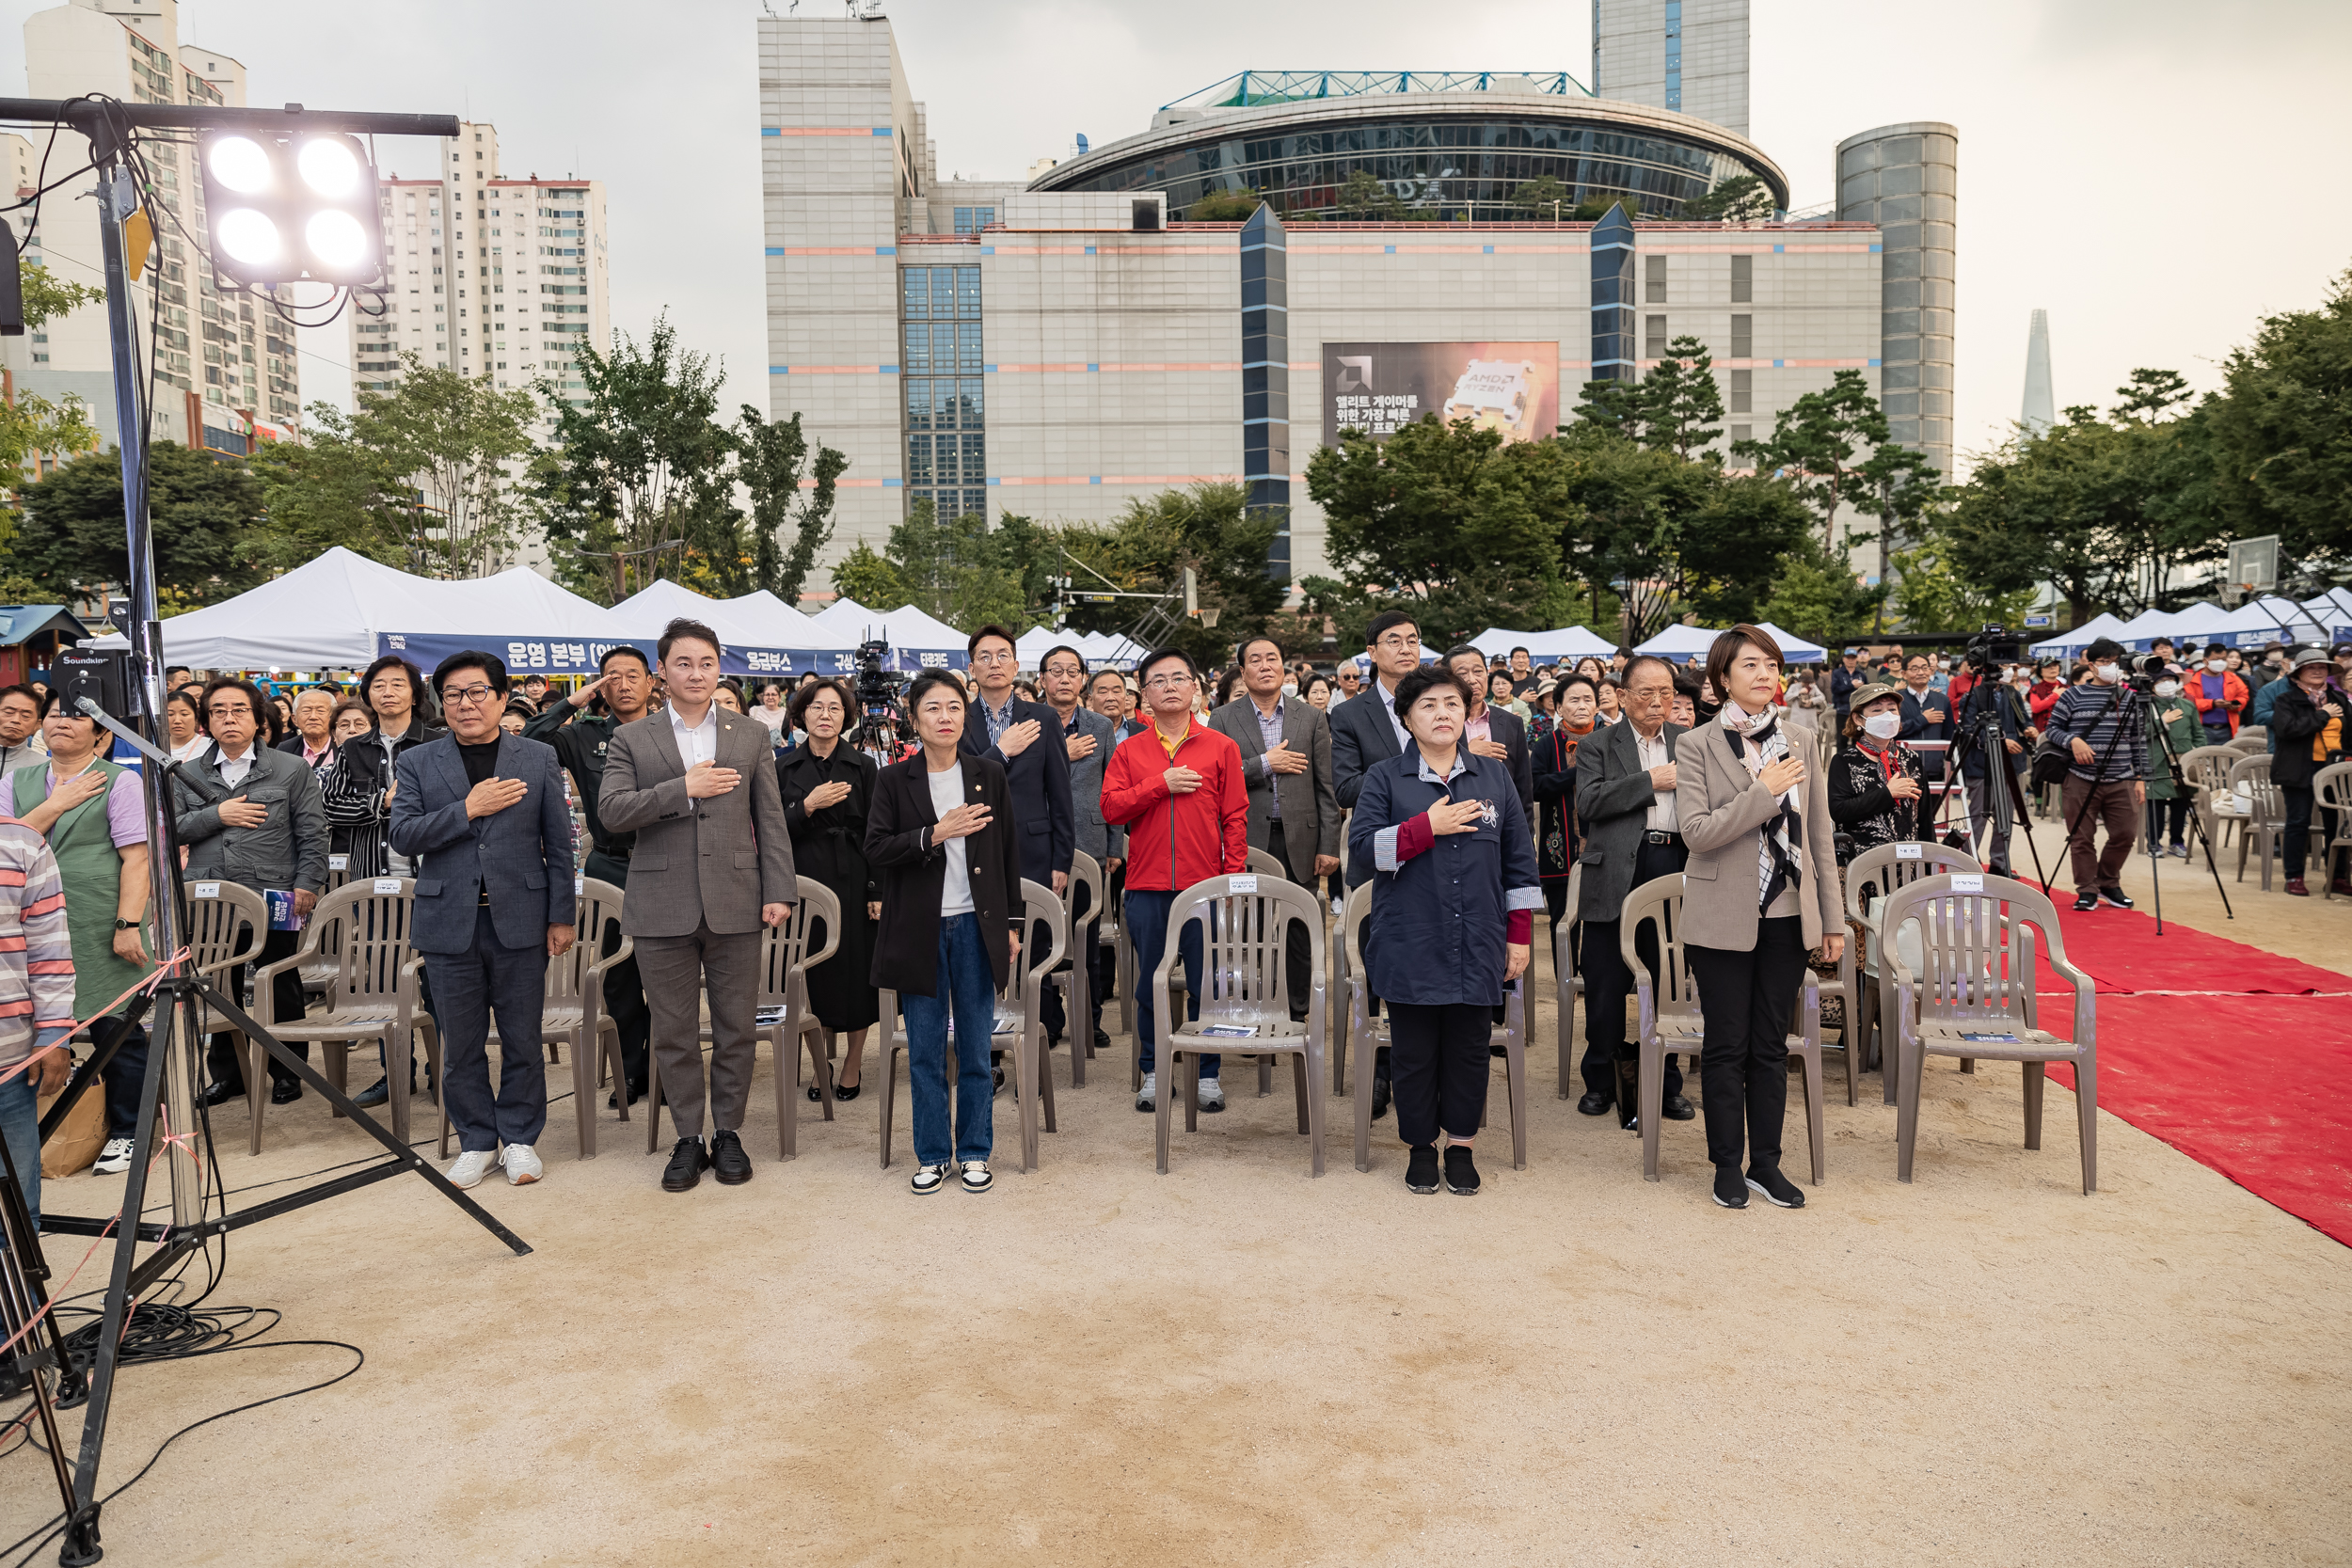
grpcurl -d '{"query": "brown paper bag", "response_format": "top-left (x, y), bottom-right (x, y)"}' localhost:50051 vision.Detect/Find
top-left (39, 1076), bottom-right (106, 1179)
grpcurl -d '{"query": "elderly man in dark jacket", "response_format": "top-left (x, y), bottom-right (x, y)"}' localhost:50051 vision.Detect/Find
top-left (1038, 642), bottom-right (1124, 1052)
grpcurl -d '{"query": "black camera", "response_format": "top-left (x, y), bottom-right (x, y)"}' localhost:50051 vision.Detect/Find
top-left (851, 640), bottom-right (914, 752)
top-left (1963, 623), bottom-right (2020, 674)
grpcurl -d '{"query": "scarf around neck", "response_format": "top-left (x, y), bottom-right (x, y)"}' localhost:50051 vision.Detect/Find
top-left (1721, 704), bottom-right (1804, 912)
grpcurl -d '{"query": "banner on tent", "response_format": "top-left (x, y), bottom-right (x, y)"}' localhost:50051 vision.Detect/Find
top-left (378, 632), bottom-right (650, 676)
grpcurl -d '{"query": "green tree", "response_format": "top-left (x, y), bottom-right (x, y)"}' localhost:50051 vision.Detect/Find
top-left (734, 403), bottom-right (847, 606)
top-left (1510, 176), bottom-right (1575, 221)
top-left (535, 315), bottom-right (736, 603)
top-left (843, 499), bottom-right (1029, 632)
top-left (1756, 536), bottom-right (1882, 649)
top-left (1636, 336), bottom-right (1727, 459)
top-left (1097, 484), bottom-right (1288, 666)
top-left (245, 426), bottom-right (415, 575)
top-left (13, 442), bottom-right (266, 605)
top-left (0, 265), bottom-right (105, 516)
top-left (1570, 192), bottom-right (1641, 221)
top-left (2202, 268), bottom-right (2352, 582)
top-left (1679, 174), bottom-right (1773, 222)
top-left (1185, 187), bottom-right (1265, 221)
top-left (830, 541), bottom-right (905, 609)
top-left (1303, 415), bottom-right (1575, 648)
top-left (1735, 368), bottom-right (1890, 552)
top-left (1331, 169), bottom-right (1408, 222)
top-left (1885, 539), bottom-right (2037, 634)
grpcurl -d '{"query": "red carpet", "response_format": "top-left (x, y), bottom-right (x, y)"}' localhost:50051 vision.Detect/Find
top-left (2014, 909), bottom-right (2352, 1246)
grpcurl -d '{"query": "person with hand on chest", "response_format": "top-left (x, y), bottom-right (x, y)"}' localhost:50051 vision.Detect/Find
top-left (1330, 610), bottom-right (1428, 887)
top-left (866, 671), bottom-right (1023, 1195)
top-left (1041, 644), bottom-right (1126, 1056)
top-left (389, 652), bottom-right (576, 1186)
top-left (11, 691), bottom-right (155, 1176)
top-left (776, 677), bottom-right (882, 1097)
top-left (599, 619), bottom-right (797, 1194)
top-left (523, 643), bottom-right (656, 1108)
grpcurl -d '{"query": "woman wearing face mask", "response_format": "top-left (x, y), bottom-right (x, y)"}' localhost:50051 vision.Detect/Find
top-left (2140, 658), bottom-right (2201, 860)
top-left (2270, 647), bottom-right (2349, 897)
top-left (2186, 644), bottom-right (2250, 741)
top-left (1826, 683), bottom-right (1925, 862)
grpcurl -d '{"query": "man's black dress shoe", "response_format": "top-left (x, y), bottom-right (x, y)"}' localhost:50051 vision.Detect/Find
top-left (1576, 1089), bottom-right (1614, 1117)
top-left (607, 1078), bottom-right (645, 1111)
top-left (710, 1129), bottom-right (754, 1185)
top-left (199, 1079), bottom-right (245, 1108)
top-left (1662, 1093), bottom-right (1696, 1121)
top-left (269, 1078), bottom-right (303, 1105)
top-left (1094, 1027), bottom-right (1111, 1053)
top-left (1370, 1073), bottom-right (1391, 1121)
top-left (661, 1136), bottom-right (708, 1193)
top-left (353, 1077), bottom-right (391, 1109)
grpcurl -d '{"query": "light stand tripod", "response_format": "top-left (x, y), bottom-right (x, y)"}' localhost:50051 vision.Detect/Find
top-left (1938, 675), bottom-right (2052, 889)
top-left (0, 92), bottom-right (520, 1567)
top-left (2124, 686), bottom-right (2233, 932)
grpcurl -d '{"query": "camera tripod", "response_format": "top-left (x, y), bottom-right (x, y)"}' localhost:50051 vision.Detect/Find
top-left (1934, 675), bottom-right (2053, 891)
top-left (2042, 679), bottom-right (2233, 930)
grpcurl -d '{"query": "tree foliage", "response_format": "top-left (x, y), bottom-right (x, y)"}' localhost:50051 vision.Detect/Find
top-left (833, 499), bottom-right (1029, 632)
top-left (733, 403), bottom-right (847, 605)
top-left (2201, 268), bottom-right (2352, 582)
top-left (1680, 174), bottom-right (1774, 222)
top-left (1509, 176), bottom-right (1574, 221)
top-left (1735, 368), bottom-right (1890, 552)
top-left (12, 442), bottom-right (266, 605)
top-left (0, 265), bottom-right (105, 501)
top-left (1185, 187), bottom-right (1265, 221)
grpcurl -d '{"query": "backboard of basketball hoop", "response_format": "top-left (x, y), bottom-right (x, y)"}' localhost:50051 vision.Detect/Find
top-left (2223, 534), bottom-right (2278, 607)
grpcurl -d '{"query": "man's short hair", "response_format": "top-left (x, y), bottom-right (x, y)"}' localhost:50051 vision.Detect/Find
top-left (1138, 645), bottom-right (1195, 686)
top-left (199, 675), bottom-right (270, 724)
top-left (1234, 635), bottom-right (1283, 666)
top-left (1088, 668), bottom-right (1126, 694)
top-left (658, 617), bottom-right (723, 663)
top-left (1364, 610), bottom-right (1419, 650)
top-left (902, 668), bottom-right (967, 720)
top-left (1442, 643), bottom-right (1486, 672)
top-left (0, 683), bottom-right (44, 714)
top-left (1622, 654), bottom-right (1674, 688)
top-left (164, 665), bottom-right (190, 679)
top-left (966, 624), bottom-right (1018, 658)
top-left (599, 643), bottom-right (651, 675)
top-left (1509, 645), bottom-right (1531, 659)
top-left (1040, 643), bottom-right (1089, 676)
top-left (2086, 637), bottom-right (2126, 662)
top-left (431, 649), bottom-right (511, 699)
top-left (1391, 664), bottom-right (1472, 721)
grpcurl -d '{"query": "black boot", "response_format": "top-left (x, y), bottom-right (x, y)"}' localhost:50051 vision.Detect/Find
top-left (1615, 1058), bottom-right (1640, 1132)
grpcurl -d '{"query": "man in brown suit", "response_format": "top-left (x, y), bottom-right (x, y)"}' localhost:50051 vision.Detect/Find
top-left (600, 618), bottom-right (797, 1192)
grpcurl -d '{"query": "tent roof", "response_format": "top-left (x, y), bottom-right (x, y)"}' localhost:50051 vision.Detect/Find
top-left (1752, 622), bottom-right (1826, 662)
top-left (161, 547), bottom-right (446, 668)
top-left (2299, 586), bottom-right (2352, 635)
top-left (0, 605), bottom-right (92, 645)
top-left (2027, 611), bottom-right (2130, 657)
top-left (1468, 625), bottom-right (1617, 660)
top-left (611, 580), bottom-right (832, 652)
top-left (869, 604), bottom-right (970, 652)
top-left (1633, 623), bottom-right (1721, 657)
top-left (803, 596), bottom-right (886, 641)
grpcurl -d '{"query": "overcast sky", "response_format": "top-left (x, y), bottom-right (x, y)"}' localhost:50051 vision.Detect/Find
top-left (10, 0), bottom-right (2351, 476)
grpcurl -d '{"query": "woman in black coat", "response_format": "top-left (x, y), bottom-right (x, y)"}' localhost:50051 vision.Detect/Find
top-left (777, 678), bottom-right (881, 1097)
top-left (865, 671), bottom-right (1024, 1194)
top-left (2270, 650), bottom-right (2347, 896)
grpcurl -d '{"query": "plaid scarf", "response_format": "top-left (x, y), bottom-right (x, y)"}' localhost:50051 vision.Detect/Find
top-left (1721, 705), bottom-right (1804, 912)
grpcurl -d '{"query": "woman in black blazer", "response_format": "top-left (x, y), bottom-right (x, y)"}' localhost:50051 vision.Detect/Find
top-left (865, 671), bottom-right (1024, 1195)
top-left (778, 677), bottom-right (882, 1099)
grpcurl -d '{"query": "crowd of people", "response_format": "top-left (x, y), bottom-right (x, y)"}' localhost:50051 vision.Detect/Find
top-left (0, 616), bottom-right (2343, 1223)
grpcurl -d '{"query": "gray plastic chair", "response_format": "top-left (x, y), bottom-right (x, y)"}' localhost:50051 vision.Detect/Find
top-left (2178, 745), bottom-right (2240, 853)
top-left (1621, 873), bottom-right (1825, 1187)
top-left (1047, 850), bottom-right (1104, 1086)
top-left (248, 877), bottom-right (434, 1151)
top-left (1552, 863), bottom-right (1583, 1100)
top-left (2315, 761), bottom-right (2352, 899)
top-left (878, 879), bottom-right (1062, 1173)
top-left (1341, 880), bottom-right (1525, 1174)
top-left (2228, 753), bottom-right (2284, 890)
top-left (1843, 839), bottom-right (1981, 1106)
top-left (458, 876), bottom-right (634, 1161)
top-left (1151, 874), bottom-right (1327, 1175)
top-left (181, 879), bottom-right (269, 1094)
top-left (1881, 873), bottom-right (2098, 1192)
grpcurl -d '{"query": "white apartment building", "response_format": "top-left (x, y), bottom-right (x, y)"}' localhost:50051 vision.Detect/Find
top-left (8, 0), bottom-right (299, 457)
top-left (349, 121), bottom-right (610, 414)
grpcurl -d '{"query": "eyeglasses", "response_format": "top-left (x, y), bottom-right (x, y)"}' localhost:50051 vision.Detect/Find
top-left (1375, 634), bottom-right (1421, 652)
top-left (971, 650), bottom-right (1018, 666)
top-left (442, 685), bottom-right (499, 707)
top-left (1143, 673), bottom-right (1195, 691)
top-left (206, 705), bottom-right (253, 721)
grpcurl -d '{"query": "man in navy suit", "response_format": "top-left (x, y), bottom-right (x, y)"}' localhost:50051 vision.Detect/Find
top-left (961, 625), bottom-right (1074, 895)
top-left (1897, 652), bottom-right (1954, 840)
top-left (1329, 610), bottom-right (1427, 886)
top-left (389, 650), bottom-right (576, 1189)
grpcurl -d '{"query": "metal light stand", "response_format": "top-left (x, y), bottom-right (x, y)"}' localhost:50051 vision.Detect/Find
top-left (2125, 687), bottom-right (2233, 932)
top-left (0, 94), bottom-right (523, 1566)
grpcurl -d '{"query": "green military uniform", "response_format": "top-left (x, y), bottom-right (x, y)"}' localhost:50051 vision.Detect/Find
top-left (13, 760), bottom-right (152, 1020)
top-left (520, 694), bottom-right (646, 1092)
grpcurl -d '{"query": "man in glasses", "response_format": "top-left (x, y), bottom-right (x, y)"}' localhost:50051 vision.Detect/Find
top-left (1101, 647), bottom-right (1249, 1115)
top-left (388, 651), bottom-right (577, 1187)
top-left (172, 675), bottom-right (329, 1107)
top-left (1327, 610), bottom-right (1426, 1120)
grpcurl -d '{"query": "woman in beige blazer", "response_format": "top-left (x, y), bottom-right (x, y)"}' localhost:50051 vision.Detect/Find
top-left (1675, 626), bottom-right (1844, 1212)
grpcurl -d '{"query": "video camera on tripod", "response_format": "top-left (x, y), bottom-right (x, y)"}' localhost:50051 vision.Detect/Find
top-left (851, 638), bottom-right (917, 757)
top-left (1962, 621), bottom-right (2022, 677)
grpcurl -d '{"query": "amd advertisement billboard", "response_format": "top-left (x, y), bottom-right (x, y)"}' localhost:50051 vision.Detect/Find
top-left (1321, 342), bottom-right (1561, 448)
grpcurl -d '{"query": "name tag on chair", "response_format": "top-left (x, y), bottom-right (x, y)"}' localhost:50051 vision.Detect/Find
top-left (328, 854), bottom-right (349, 872)
top-left (373, 878), bottom-right (403, 895)
top-left (1230, 874), bottom-right (1259, 893)
top-left (1949, 873), bottom-right (1984, 893)
top-left (1896, 843), bottom-right (1923, 860)
top-left (193, 882), bottom-right (220, 898)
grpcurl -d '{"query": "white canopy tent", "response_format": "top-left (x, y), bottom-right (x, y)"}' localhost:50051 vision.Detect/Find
top-left (863, 605), bottom-right (973, 670)
top-left (2306, 587), bottom-right (2352, 639)
top-left (1467, 625), bottom-right (1617, 662)
top-left (2111, 607), bottom-right (2185, 649)
top-left (160, 546), bottom-right (641, 674)
top-left (803, 595), bottom-right (886, 643)
top-left (2027, 612), bottom-right (2132, 658)
top-left (1633, 623), bottom-right (1721, 659)
top-left (609, 579), bottom-right (838, 678)
top-left (2198, 596), bottom-right (2325, 651)
top-left (2153, 601), bottom-right (2232, 644)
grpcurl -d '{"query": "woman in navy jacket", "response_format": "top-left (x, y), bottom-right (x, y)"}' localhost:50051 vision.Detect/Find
top-left (1347, 666), bottom-right (1541, 1196)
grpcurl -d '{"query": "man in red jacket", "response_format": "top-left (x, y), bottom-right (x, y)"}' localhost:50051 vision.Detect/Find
top-left (1101, 645), bottom-right (1249, 1116)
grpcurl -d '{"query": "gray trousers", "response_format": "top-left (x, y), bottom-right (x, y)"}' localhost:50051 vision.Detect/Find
top-left (637, 922), bottom-right (761, 1140)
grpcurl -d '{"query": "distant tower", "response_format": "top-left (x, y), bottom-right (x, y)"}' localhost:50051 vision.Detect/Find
top-left (2021, 309), bottom-right (2055, 436)
top-left (1593, 0), bottom-right (1750, 136)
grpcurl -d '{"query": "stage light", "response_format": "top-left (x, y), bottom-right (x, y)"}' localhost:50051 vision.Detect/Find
top-left (206, 135), bottom-right (273, 195)
top-left (197, 129), bottom-right (384, 287)
top-left (215, 209), bottom-right (282, 267)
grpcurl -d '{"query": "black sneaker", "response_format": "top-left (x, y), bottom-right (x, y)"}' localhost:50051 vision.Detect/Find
top-left (1711, 1164), bottom-right (1749, 1209)
top-left (2098, 886), bottom-right (2134, 910)
top-left (710, 1129), bottom-right (754, 1185)
top-left (1370, 1073), bottom-right (1391, 1122)
top-left (1406, 1144), bottom-right (1439, 1195)
top-left (661, 1136), bottom-right (708, 1193)
top-left (1746, 1165), bottom-right (1805, 1208)
top-left (1443, 1145), bottom-right (1481, 1196)
top-left (2072, 891), bottom-right (2099, 912)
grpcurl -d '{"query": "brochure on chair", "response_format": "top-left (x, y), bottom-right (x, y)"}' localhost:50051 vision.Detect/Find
top-left (1196, 1024), bottom-right (1260, 1038)
top-left (755, 1006), bottom-right (787, 1026)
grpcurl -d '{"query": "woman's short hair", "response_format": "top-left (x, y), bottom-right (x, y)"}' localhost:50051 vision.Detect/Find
top-left (788, 676), bottom-right (855, 736)
top-left (1391, 665), bottom-right (1472, 726)
top-left (903, 668), bottom-right (966, 721)
top-left (328, 696), bottom-right (373, 736)
top-left (1554, 673), bottom-right (1598, 703)
top-left (1703, 622), bottom-right (1786, 696)
top-left (1300, 673), bottom-right (1333, 705)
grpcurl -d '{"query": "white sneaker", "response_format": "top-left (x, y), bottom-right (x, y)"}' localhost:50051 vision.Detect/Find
top-left (92, 1137), bottom-right (135, 1175)
top-left (1196, 1078), bottom-right (1226, 1113)
top-left (501, 1144), bottom-right (543, 1185)
top-left (1136, 1071), bottom-right (1156, 1113)
top-left (960, 1160), bottom-right (993, 1194)
top-left (446, 1148), bottom-right (500, 1189)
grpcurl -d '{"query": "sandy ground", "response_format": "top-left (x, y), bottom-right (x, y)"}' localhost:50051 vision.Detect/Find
top-left (16, 810), bottom-right (2351, 1567)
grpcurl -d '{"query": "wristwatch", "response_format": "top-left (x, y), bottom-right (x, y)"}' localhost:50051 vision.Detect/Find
top-left (114, 918), bottom-right (139, 930)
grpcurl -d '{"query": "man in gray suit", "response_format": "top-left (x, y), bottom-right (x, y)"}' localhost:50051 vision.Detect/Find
top-left (1040, 643), bottom-right (1124, 1051)
top-left (599, 618), bottom-right (797, 1194)
top-left (1574, 654), bottom-right (1693, 1128)
top-left (389, 652), bottom-right (576, 1186)
top-left (1210, 635), bottom-right (1340, 1020)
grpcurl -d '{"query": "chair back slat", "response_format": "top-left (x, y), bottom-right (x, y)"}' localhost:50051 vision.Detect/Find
top-left (1245, 846), bottom-right (1288, 881)
top-left (1063, 851), bottom-right (1104, 966)
top-left (1014, 879), bottom-right (1068, 1006)
top-left (2228, 753), bottom-right (2280, 819)
top-left (1168, 874), bottom-right (1323, 1029)
top-left (1618, 872), bottom-right (1696, 1019)
top-left (314, 878), bottom-right (418, 1006)
top-left (1843, 840), bottom-right (1982, 922)
top-left (1882, 873), bottom-right (2063, 1030)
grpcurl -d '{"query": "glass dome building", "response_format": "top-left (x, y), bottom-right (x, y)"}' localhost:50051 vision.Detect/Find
top-left (1028, 71), bottom-right (1788, 221)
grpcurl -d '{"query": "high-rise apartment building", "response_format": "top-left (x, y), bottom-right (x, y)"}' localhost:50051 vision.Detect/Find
top-left (1594, 0), bottom-right (1751, 138)
top-left (348, 121), bottom-right (611, 416)
top-left (8, 0), bottom-right (298, 454)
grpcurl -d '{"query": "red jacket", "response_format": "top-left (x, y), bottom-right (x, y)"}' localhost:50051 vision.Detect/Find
top-left (2185, 668), bottom-right (2251, 735)
top-left (1100, 719), bottom-right (1249, 891)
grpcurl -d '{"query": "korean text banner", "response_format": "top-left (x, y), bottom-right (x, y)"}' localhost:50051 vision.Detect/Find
top-left (377, 632), bottom-right (650, 677)
top-left (1322, 342), bottom-right (1560, 448)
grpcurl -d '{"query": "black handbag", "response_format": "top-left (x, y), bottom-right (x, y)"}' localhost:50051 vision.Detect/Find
top-left (2029, 687), bottom-right (2115, 788)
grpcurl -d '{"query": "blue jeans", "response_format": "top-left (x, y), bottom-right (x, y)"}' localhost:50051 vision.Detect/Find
top-left (0, 1071), bottom-right (40, 1228)
top-left (1125, 888), bottom-right (1216, 1080)
top-left (901, 913), bottom-right (997, 1167)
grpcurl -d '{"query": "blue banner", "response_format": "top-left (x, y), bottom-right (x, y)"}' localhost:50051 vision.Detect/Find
top-left (377, 632), bottom-right (651, 676)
